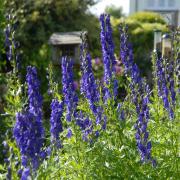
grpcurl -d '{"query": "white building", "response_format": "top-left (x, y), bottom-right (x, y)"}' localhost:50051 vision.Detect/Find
top-left (129, 0), bottom-right (180, 26)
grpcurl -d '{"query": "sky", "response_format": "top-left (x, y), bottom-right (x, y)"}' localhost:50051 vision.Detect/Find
top-left (89, 0), bottom-right (130, 16)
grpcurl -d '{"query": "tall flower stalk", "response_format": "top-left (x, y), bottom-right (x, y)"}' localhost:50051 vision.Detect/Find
top-left (26, 66), bottom-right (43, 120)
top-left (4, 14), bottom-right (20, 73)
top-left (80, 32), bottom-right (106, 131)
top-left (100, 14), bottom-right (118, 101)
top-left (13, 66), bottom-right (44, 177)
top-left (75, 111), bottom-right (93, 142)
top-left (120, 25), bottom-right (155, 165)
top-left (50, 99), bottom-right (64, 148)
top-left (80, 32), bottom-right (100, 116)
top-left (62, 56), bottom-right (78, 123)
top-left (152, 52), bottom-right (176, 119)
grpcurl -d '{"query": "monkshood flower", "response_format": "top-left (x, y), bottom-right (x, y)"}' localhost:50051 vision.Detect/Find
top-left (4, 23), bottom-right (13, 62)
top-left (6, 166), bottom-right (11, 180)
top-left (166, 61), bottom-right (176, 106)
top-left (85, 54), bottom-right (100, 107)
top-left (75, 111), bottom-right (94, 141)
top-left (117, 103), bottom-right (125, 121)
top-left (155, 55), bottom-right (175, 119)
top-left (66, 128), bottom-right (73, 138)
top-left (26, 66), bottom-right (43, 122)
top-left (2, 141), bottom-right (9, 164)
top-left (17, 168), bottom-right (23, 178)
top-left (50, 99), bottom-right (64, 148)
top-left (105, 15), bottom-right (116, 73)
top-left (135, 89), bottom-right (154, 163)
top-left (127, 45), bottom-right (143, 115)
top-left (120, 25), bottom-right (155, 165)
top-left (155, 57), bottom-right (164, 97)
top-left (2, 142), bottom-right (15, 180)
top-left (119, 25), bottom-right (129, 73)
top-left (176, 58), bottom-right (180, 93)
top-left (4, 14), bottom-right (21, 72)
top-left (62, 56), bottom-right (78, 122)
top-left (13, 111), bottom-right (44, 170)
top-left (14, 66), bottom-right (44, 173)
top-left (21, 167), bottom-right (30, 180)
top-left (100, 14), bottom-right (112, 84)
top-left (80, 32), bottom-right (101, 117)
top-left (100, 14), bottom-right (118, 100)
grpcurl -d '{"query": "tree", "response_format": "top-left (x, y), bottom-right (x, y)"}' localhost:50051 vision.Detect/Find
top-left (4, 0), bottom-right (99, 67)
top-left (105, 5), bottom-right (124, 19)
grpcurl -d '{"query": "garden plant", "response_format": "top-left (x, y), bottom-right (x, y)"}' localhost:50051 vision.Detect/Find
top-left (0, 12), bottom-right (180, 180)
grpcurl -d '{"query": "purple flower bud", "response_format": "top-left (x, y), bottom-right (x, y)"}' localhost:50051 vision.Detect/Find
top-left (46, 147), bottom-right (51, 156)
top-left (50, 99), bottom-right (64, 147)
top-left (147, 141), bottom-right (152, 151)
top-left (66, 128), bottom-right (73, 138)
top-left (13, 66), bottom-right (44, 170)
top-left (21, 168), bottom-right (30, 180)
top-left (99, 14), bottom-right (118, 100)
top-left (6, 166), bottom-right (12, 180)
top-left (102, 116), bottom-right (107, 130)
top-left (152, 159), bottom-right (157, 167)
top-left (17, 169), bottom-right (23, 177)
top-left (62, 57), bottom-right (78, 122)
top-left (2, 141), bottom-right (9, 149)
top-left (4, 158), bottom-right (10, 164)
top-left (21, 155), bottom-right (28, 167)
top-left (40, 150), bottom-right (47, 160)
top-left (95, 131), bottom-right (99, 137)
top-left (120, 24), bottom-right (154, 164)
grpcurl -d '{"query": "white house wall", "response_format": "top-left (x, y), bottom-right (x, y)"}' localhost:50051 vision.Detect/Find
top-left (129, 0), bottom-right (180, 26)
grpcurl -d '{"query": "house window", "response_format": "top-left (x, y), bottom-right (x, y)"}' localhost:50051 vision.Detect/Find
top-left (158, 0), bottom-right (165, 7)
top-left (168, 0), bottom-right (175, 7)
top-left (147, 0), bottom-right (155, 7)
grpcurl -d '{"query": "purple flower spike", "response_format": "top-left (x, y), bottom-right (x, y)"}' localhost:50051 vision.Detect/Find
top-left (100, 14), bottom-right (118, 102)
top-left (62, 57), bottom-right (78, 122)
top-left (21, 168), bottom-right (30, 180)
top-left (120, 24), bottom-right (155, 165)
top-left (155, 55), bottom-right (176, 119)
top-left (80, 32), bottom-right (105, 130)
top-left (66, 128), bottom-right (73, 138)
top-left (80, 34), bottom-right (100, 116)
top-left (100, 14), bottom-right (118, 101)
top-left (14, 66), bottom-right (44, 172)
top-left (50, 99), bottom-right (64, 148)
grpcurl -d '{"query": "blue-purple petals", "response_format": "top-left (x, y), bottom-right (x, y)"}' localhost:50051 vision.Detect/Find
top-left (75, 111), bottom-right (93, 141)
top-left (13, 112), bottom-right (44, 170)
top-left (4, 14), bottom-right (21, 72)
top-left (26, 66), bottom-right (43, 120)
top-left (6, 166), bottom-right (11, 180)
top-left (66, 128), bottom-right (73, 138)
top-left (50, 99), bottom-right (64, 148)
top-left (80, 32), bottom-right (107, 132)
top-left (14, 66), bottom-right (44, 176)
top-left (154, 54), bottom-right (176, 119)
top-left (21, 167), bottom-right (30, 180)
top-left (61, 57), bottom-right (78, 122)
top-left (120, 25), bottom-right (155, 165)
top-left (100, 14), bottom-right (118, 101)
top-left (117, 103), bottom-right (125, 121)
top-left (80, 32), bottom-right (100, 116)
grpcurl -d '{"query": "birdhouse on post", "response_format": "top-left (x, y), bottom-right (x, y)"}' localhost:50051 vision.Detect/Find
top-left (49, 31), bottom-right (83, 65)
top-left (162, 33), bottom-right (172, 59)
